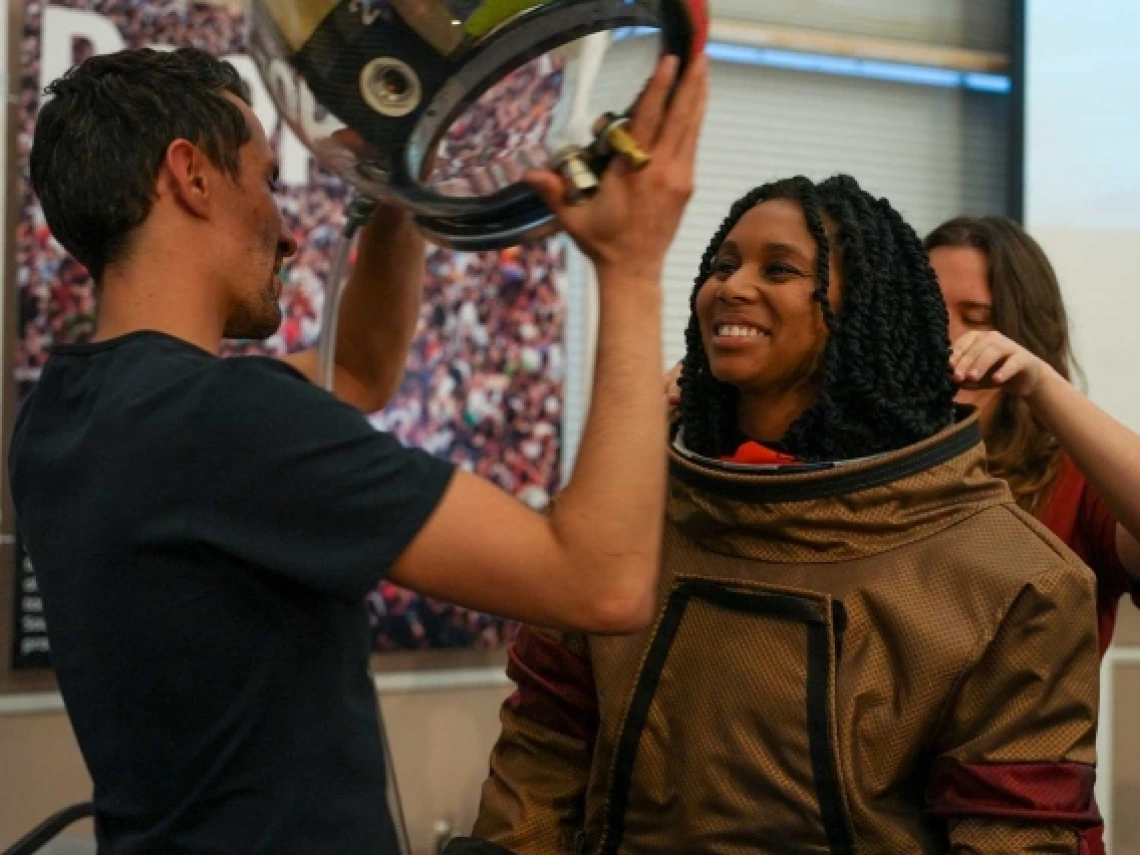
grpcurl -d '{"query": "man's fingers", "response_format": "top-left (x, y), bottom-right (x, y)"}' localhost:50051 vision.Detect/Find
top-left (673, 59), bottom-right (709, 162)
top-left (657, 54), bottom-right (710, 157)
top-left (331, 128), bottom-right (367, 155)
top-left (525, 170), bottom-right (569, 213)
top-left (626, 55), bottom-right (680, 148)
top-left (525, 169), bottom-right (588, 235)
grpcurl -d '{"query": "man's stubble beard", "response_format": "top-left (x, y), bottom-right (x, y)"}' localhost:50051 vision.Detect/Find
top-left (222, 277), bottom-right (283, 341)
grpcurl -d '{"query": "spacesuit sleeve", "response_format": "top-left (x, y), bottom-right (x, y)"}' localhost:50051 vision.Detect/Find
top-left (926, 562), bottom-right (1102, 854)
top-left (469, 626), bottom-right (598, 855)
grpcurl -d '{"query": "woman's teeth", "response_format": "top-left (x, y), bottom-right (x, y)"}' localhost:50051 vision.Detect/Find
top-left (717, 325), bottom-right (763, 338)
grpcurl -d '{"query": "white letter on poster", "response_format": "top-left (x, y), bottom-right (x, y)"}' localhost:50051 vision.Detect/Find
top-left (40, 7), bottom-right (125, 104)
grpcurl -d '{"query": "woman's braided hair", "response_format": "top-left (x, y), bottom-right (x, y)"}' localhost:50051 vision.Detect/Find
top-left (678, 175), bottom-right (956, 461)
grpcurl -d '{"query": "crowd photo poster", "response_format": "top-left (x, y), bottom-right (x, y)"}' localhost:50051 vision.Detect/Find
top-left (10, 0), bottom-right (568, 668)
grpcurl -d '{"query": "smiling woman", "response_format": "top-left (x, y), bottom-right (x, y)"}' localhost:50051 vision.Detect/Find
top-left (677, 174), bottom-right (956, 462)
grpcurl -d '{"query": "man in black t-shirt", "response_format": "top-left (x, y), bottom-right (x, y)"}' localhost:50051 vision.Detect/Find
top-left (10, 47), bottom-right (708, 854)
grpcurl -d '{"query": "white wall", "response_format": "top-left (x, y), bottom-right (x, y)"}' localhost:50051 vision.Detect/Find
top-left (1025, 0), bottom-right (1140, 431)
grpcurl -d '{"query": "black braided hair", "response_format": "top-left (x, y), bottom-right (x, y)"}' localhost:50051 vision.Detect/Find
top-left (678, 174), bottom-right (956, 462)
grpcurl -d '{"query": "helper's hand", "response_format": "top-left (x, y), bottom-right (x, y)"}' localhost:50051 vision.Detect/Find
top-left (525, 54), bottom-right (710, 281)
top-left (950, 330), bottom-right (1049, 399)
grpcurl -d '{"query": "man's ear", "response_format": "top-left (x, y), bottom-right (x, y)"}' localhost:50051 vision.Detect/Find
top-left (160, 139), bottom-right (213, 219)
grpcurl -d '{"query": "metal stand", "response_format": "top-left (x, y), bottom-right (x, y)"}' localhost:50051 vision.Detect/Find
top-left (316, 192), bottom-right (412, 855)
top-left (317, 193), bottom-right (379, 393)
top-left (386, 710), bottom-right (412, 855)
top-left (1, 803), bottom-right (93, 855)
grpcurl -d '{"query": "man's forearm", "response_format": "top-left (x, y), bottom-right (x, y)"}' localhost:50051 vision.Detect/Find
top-left (333, 205), bottom-right (426, 412)
top-left (550, 268), bottom-right (667, 625)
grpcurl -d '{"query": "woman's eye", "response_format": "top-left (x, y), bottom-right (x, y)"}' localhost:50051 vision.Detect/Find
top-left (962, 312), bottom-right (993, 329)
top-left (712, 258), bottom-right (738, 277)
top-left (764, 263), bottom-right (802, 279)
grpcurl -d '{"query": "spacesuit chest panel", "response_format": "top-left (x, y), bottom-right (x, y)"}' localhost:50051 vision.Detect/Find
top-left (590, 575), bottom-right (854, 855)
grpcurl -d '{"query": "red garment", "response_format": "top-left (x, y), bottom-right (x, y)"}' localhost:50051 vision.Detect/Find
top-left (721, 441), bottom-right (798, 466)
top-left (927, 760), bottom-right (1101, 826)
top-left (1037, 455), bottom-right (1140, 657)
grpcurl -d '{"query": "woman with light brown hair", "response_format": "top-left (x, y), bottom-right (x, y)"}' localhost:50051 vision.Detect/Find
top-left (926, 216), bottom-right (1140, 655)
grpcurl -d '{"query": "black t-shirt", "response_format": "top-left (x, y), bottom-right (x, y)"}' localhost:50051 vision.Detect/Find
top-left (8, 331), bottom-right (455, 854)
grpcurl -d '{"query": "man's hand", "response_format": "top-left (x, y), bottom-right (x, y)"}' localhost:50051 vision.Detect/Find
top-left (526, 54), bottom-right (709, 281)
top-left (391, 55), bottom-right (710, 635)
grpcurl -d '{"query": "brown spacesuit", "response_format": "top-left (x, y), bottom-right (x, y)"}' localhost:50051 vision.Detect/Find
top-left (468, 414), bottom-right (1102, 854)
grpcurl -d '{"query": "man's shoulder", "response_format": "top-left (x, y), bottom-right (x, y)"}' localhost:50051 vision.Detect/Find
top-left (200, 355), bottom-right (389, 445)
top-left (209, 353), bottom-right (310, 385)
top-left (204, 355), bottom-right (332, 411)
